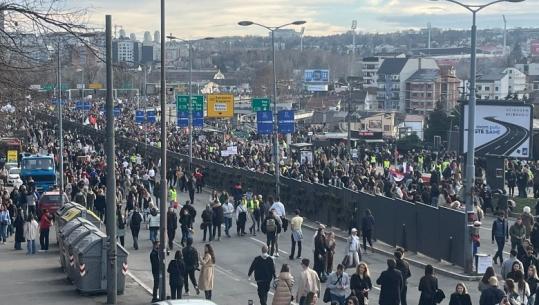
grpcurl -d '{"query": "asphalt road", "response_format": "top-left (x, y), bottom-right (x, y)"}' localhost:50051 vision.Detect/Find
top-left (475, 116), bottom-right (529, 157)
top-left (123, 188), bottom-right (485, 305)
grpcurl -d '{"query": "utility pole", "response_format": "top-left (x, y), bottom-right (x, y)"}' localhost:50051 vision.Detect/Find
top-left (105, 15), bottom-right (117, 305)
top-left (56, 40), bottom-right (64, 205)
top-left (159, 0), bottom-right (168, 300)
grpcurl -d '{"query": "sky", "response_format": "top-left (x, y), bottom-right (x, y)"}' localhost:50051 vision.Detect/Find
top-left (66, 0), bottom-right (539, 39)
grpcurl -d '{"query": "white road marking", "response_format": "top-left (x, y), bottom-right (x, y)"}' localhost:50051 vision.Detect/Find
top-left (250, 237), bottom-right (289, 255)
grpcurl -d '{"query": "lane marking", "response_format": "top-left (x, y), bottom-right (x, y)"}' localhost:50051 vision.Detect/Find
top-left (250, 237), bottom-right (289, 255)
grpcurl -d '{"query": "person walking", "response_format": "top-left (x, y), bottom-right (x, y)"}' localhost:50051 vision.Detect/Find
top-left (449, 283), bottom-right (472, 305)
top-left (236, 200), bottom-right (248, 236)
top-left (148, 207), bottom-right (160, 243)
top-left (117, 208), bottom-right (126, 247)
top-left (0, 204), bottom-right (11, 244)
top-left (150, 241), bottom-right (160, 302)
top-left (167, 207), bottom-right (177, 250)
top-left (222, 199), bottom-right (234, 238)
top-left (418, 265), bottom-right (438, 305)
top-left (248, 245), bottom-right (276, 305)
top-left (505, 278), bottom-right (525, 305)
top-left (522, 206), bottom-right (535, 239)
top-left (350, 262), bottom-right (372, 305)
top-left (480, 277), bottom-right (505, 305)
top-left (326, 231), bottom-right (336, 273)
top-left (128, 207), bottom-right (142, 250)
top-left (296, 258), bottom-right (321, 305)
top-left (167, 250), bottom-right (185, 299)
top-left (38, 209), bottom-right (52, 251)
top-left (394, 249), bottom-right (411, 305)
top-left (313, 226), bottom-right (327, 278)
top-left (326, 264), bottom-right (350, 305)
top-left (262, 210), bottom-right (282, 257)
top-left (289, 209), bottom-right (303, 260)
top-left (270, 196), bottom-right (286, 254)
top-left (344, 228), bottom-right (361, 269)
top-left (13, 209), bottom-right (24, 250)
top-left (502, 250), bottom-right (524, 280)
top-left (492, 211), bottom-right (509, 264)
top-left (179, 203), bottom-right (194, 246)
top-left (198, 243), bottom-right (215, 300)
top-left (376, 259), bottom-right (403, 305)
top-left (182, 238), bottom-right (200, 296)
top-left (510, 216), bottom-right (527, 252)
top-left (211, 199), bottom-right (224, 241)
top-left (272, 264), bottom-right (294, 305)
top-left (527, 265), bottom-right (539, 305)
top-left (23, 214), bottom-right (38, 255)
top-left (201, 204), bottom-right (213, 242)
top-left (361, 209), bottom-right (375, 252)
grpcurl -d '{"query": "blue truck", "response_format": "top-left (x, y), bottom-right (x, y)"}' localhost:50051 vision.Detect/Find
top-left (20, 154), bottom-right (57, 193)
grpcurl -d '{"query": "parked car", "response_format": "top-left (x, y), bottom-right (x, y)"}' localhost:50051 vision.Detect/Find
top-left (37, 191), bottom-right (69, 217)
top-left (7, 167), bottom-right (21, 186)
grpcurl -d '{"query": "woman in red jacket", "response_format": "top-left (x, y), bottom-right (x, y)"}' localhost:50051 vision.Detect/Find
top-left (39, 209), bottom-right (52, 251)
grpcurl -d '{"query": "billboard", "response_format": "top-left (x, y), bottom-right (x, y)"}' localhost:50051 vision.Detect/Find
top-left (207, 94), bottom-right (234, 118)
top-left (304, 69), bottom-right (329, 83)
top-left (461, 102), bottom-right (533, 159)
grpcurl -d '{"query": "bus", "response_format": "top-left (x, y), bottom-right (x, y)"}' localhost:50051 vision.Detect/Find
top-left (20, 154), bottom-right (57, 193)
top-left (0, 137), bottom-right (22, 168)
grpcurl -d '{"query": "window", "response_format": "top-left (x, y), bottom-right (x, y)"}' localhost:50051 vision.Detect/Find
top-left (484, 86), bottom-right (490, 91)
top-left (495, 87), bottom-right (499, 91)
top-left (384, 125), bottom-right (391, 131)
top-left (477, 85), bottom-right (482, 90)
top-left (427, 92), bottom-right (432, 98)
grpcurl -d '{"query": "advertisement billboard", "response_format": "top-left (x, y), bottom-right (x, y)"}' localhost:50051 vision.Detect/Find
top-left (461, 102), bottom-right (533, 159)
top-left (207, 94), bottom-right (234, 118)
top-left (304, 69), bottom-right (329, 83)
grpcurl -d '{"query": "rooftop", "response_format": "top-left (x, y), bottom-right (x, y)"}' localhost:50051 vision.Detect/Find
top-left (377, 58), bottom-right (408, 75)
top-left (407, 69), bottom-right (440, 82)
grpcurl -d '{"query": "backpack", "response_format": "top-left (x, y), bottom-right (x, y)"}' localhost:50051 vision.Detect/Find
top-left (266, 218), bottom-right (276, 233)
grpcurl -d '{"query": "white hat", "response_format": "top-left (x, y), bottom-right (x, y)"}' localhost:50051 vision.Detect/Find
top-left (351, 228), bottom-right (358, 233)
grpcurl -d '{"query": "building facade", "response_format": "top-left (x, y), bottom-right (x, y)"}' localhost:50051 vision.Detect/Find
top-left (476, 67), bottom-right (527, 100)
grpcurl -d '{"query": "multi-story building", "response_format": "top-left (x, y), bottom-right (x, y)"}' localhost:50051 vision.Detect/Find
top-left (439, 65), bottom-right (461, 111)
top-left (361, 53), bottom-right (406, 88)
top-left (405, 69), bottom-right (441, 114)
top-left (376, 57), bottom-right (438, 112)
top-left (476, 67), bottom-right (527, 100)
top-left (112, 37), bottom-right (141, 65)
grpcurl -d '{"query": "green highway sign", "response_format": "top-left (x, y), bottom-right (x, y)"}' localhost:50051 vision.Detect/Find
top-left (42, 83), bottom-right (69, 91)
top-left (176, 95), bottom-right (204, 112)
top-left (252, 97), bottom-right (270, 112)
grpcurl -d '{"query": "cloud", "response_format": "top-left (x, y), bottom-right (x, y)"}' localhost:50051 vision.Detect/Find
top-left (66, 0), bottom-right (537, 37)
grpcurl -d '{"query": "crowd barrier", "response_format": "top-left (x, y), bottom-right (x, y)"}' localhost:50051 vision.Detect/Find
top-left (36, 112), bottom-right (466, 267)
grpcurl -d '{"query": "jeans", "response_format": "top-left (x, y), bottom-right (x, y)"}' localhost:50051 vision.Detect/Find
top-left (39, 228), bottom-right (49, 250)
top-left (330, 293), bottom-right (346, 305)
top-left (0, 223), bottom-right (7, 242)
top-left (224, 217), bottom-right (232, 236)
top-left (131, 226), bottom-right (140, 250)
top-left (167, 228), bottom-right (176, 249)
top-left (203, 224), bottom-right (213, 241)
top-left (290, 234), bottom-right (302, 258)
top-left (257, 280), bottom-right (271, 305)
top-left (150, 227), bottom-right (159, 242)
top-left (170, 282), bottom-right (183, 299)
top-left (27, 239), bottom-right (36, 254)
top-left (493, 236), bottom-right (505, 263)
top-left (212, 223), bottom-right (221, 239)
top-left (184, 269), bottom-right (198, 293)
top-left (181, 226), bottom-right (191, 245)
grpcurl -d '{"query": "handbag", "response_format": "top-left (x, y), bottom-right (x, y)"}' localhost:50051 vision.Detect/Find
top-left (433, 289), bottom-right (445, 304)
top-left (323, 287), bottom-right (332, 303)
top-left (342, 254), bottom-right (350, 268)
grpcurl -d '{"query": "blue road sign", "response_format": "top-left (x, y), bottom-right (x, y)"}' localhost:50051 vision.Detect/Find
top-left (257, 111), bottom-right (273, 135)
top-left (147, 110), bottom-right (156, 123)
top-left (193, 111), bottom-right (204, 128)
top-left (177, 110), bottom-right (188, 127)
top-left (76, 101), bottom-right (91, 111)
top-left (278, 110), bottom-right (295, 134)
top-left (51, 99), bottom-right (66, 106)
top-left (135, 110), bottom-right (145, 124)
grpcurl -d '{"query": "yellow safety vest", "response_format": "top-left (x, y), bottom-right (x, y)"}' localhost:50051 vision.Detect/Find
top-left (169, 189), bottom-right (177, 202)
top-left (246, 199), bottom-right (258, 212)
top-left (383, 160), bottom-right (390, 169)
top-left (442, 161), bottom-right (450, 170)
top-left (371, 156), bottom-right (376, 163)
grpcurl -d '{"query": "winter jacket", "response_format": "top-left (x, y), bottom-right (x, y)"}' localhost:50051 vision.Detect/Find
top-left (376, 267), bottom-right (403, 305)
top-left (510, 223), bottom-right (526, 245)
top-left (167, 259), bottom-right (185, 286)
top-left (167, 212), bottom-right (177, 231)
top-left (449, 293), bottom-right (472, 305)
top-left (148, 212), bottom-right (160, 229)
top-left (418, 275), bottom-right (438, 305)
top-left (296, 267), bottom-right (321, 300)
top-left (248, 254), bottom-right (276, 282)
top-left (198, 253), bottom-right (214, 291)
top-left (212, 203), bottom-right (224, 225)
top-left (24, 220), bottom-right (39, 240)
top-left (272, 272), bottom-right (294, 305)
top-left (479, 286), bottom-right (505, 305)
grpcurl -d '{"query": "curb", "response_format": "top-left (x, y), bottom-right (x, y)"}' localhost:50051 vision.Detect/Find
top-left (300, 221), bottom-right (482, 282)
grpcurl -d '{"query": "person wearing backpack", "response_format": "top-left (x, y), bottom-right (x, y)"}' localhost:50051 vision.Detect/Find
top-left (182, 238), bottom-right (200, 296)
top-left (492, 211), bottom-right (509, 264)
top-left (261, 210), bottom-right (281, 256)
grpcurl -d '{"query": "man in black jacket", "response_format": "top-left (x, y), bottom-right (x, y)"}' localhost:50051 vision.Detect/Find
top-left (248, 245), bottom-right (276, 305)
top-left (150, 241), bottom-right (160, 302)
top-left (261, 210), bottom-right (282, 257)
top-left (376, 259), bottom-right (403, 305)
top-left (167, 207), bottom-right (178, 250)
top-left (129, 207), bottom-right (143, 250)
top-left (182, 238), bottom-right (200, 296)
top-left (394, 249), bottom-right (411, 305)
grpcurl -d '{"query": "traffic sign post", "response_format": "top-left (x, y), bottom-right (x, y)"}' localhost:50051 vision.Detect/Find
top-left (257, 111), bottom-right (273, 134)
top-left (135, 110), bottom-right (145, 124)
top-left (252, 98), bottom-right (271, 112)
top-left (278, 110), bottom-right (295, 134)
top-left (207, 94), bottom-right (234, 117)
top-left (147, 110), bottom-right (157, 123)
top-left (176, 95), bottom-right (204, 127)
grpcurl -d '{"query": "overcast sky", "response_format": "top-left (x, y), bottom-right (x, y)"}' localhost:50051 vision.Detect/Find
top-left (68, 0), bottom-right (538, 38)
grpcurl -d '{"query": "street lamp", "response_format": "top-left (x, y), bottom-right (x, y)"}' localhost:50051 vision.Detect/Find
top-left (429, 0), bottom-right (525, 274)
top-left (238, 20), bottom-right (306, 196)
top-left (166, 35), bottom-right (214, 173)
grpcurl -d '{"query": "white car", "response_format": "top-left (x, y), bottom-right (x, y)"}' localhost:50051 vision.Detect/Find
top-left (7, 167), bottom-right (22, 186)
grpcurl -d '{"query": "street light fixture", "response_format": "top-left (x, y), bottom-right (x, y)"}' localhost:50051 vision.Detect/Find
top-left (166, 35), bottom-right (214, 173)
top-left (429, 0), bottom-right (526, 274)
top-left (238, 20), bottom-right (306, 196)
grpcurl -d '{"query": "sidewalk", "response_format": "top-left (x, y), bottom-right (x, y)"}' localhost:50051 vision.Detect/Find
top-left (0, 231), bottom-right (152, 305)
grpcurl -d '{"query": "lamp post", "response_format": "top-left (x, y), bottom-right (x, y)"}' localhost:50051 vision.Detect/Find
top-left (166, 35), bottom-right (213, 173)
top-left (238, 20), bottom-right (306, 196)
top-left (55, 40), bottom-right (64, 204)
top-left (159, 0), bottom-right (167, 300)
top-left (430, 0), bottom-right (525, 274)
